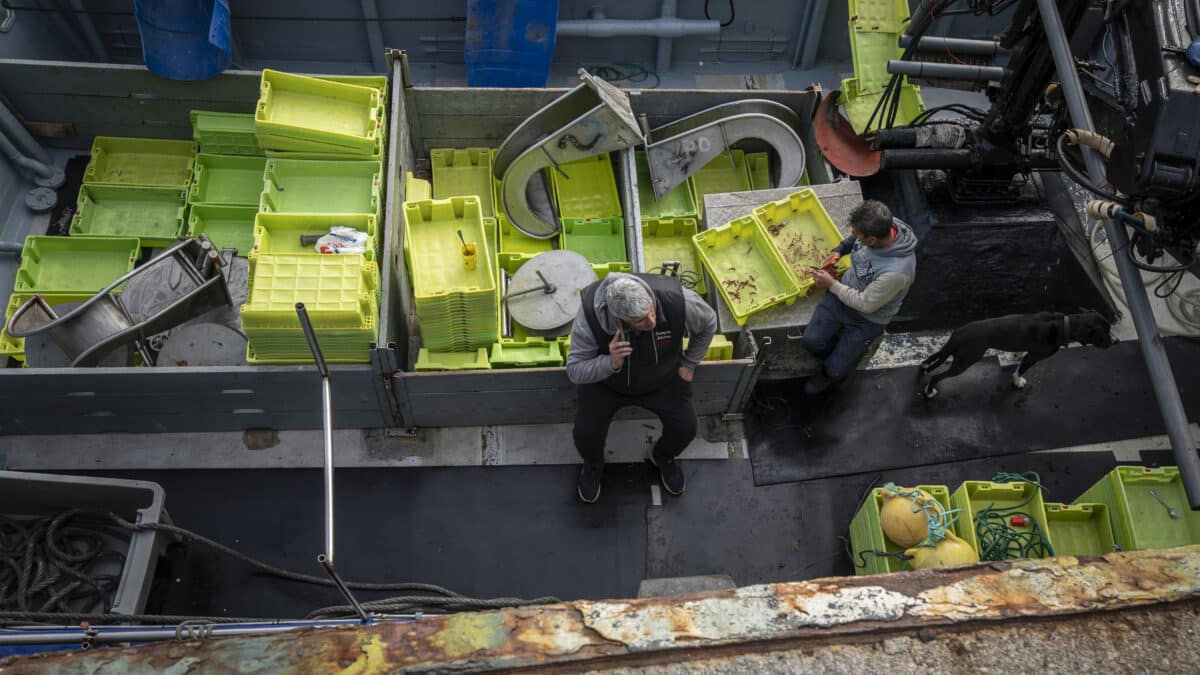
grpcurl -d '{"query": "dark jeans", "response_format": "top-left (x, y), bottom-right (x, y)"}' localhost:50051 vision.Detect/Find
top-left (800, 293), bottom-right (886, 379)
top-left (573, 377), bottom-right (697, 465)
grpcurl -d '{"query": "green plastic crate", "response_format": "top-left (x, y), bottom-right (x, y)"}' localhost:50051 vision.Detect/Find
top-left (752, 189), bottom-right (852, 296)
top-left (1074, 466), bottom-right (1200, 551)
top-left (255, 70), bottom-right (382, 153)
top-left (251, 213), bottom-right (377, 260)
top-left (187, 204), bottom-right (258, 256)
top-left (405, 197), bottom-right (498, 351)
top-left (849, 485), bottom-right (954, 576)
top-left (407, 172), bottom-right (432, 201)
top-left (246, 341), bottom-right (371, 365)
top-left (489, 338), bottom-right (564, 368)
top-left (316, 74), bottom-right (388, 98)
top-left (262, 128), bottom-right (385, 162)
top-left (432, 148), bottom-right (495, 218)
top-left (746, 152), bottom-right (771, 190)
top-left (415, 348), bottom-right (491, 371)
top-left (550, 154), bottom-right (622, 219)
top-left (691, 151), bottom-right (751, 218)
top-left (952, 481), bottom-right (1055, 560)
top-left (84, 137), bottom-right (197, 189)
top-left (642, 217), bottom-right (706, 295)
top-left (14, 235), bottom-right (140, 295)
top-left (261, 160), bottom-right (381, 216)
top-left (693, 215), bottom-right (801, 325)
top-left (635, 151), bottom-right (698, 221)
top-left (498, 215), bottom-right (555, 255)
top-left (190, 111), bottom-right (262, 156)
top-left (243, 255), bottom-right (378, 329)
top-left (562, 217), bottom-right (627, 264)
top-left (71, 185), bottom-right (186, 246)
top-left (682, 334), bottom-right (735, 361)
top-left (189, 154), bottom-right (268, 206)
top-left (403, 197), bottom-right (496, 300)
top-left (840, 76), bottom-right (925, 134)
top-left (1044, 503), bottom-right (1116, 557)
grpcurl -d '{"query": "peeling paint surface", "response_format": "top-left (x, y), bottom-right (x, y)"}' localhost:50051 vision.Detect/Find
top-left (5, 546), bottom-right (1200, 674)
top-left (576, 585), bottom-right (916, 649)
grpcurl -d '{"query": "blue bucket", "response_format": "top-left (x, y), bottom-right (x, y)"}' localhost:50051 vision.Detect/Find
top-left (465, 0), bottom-right (559, 88)
top-left (134, 0), bottom-right (232, 81)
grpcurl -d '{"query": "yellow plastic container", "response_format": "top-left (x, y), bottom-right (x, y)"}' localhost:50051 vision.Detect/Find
top-left (752, 189), bottom-right (852, 297)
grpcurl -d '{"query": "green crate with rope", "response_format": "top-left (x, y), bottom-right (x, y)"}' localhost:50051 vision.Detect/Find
top-left (952, 473), bottom-right (1056, 561)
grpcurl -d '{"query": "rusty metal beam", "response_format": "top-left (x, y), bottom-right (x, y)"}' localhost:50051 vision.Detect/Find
top-left (6, 546), bottom-right (1200, 673)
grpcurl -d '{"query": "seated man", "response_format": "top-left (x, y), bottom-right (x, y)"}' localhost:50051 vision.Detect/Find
top-left (802, 200), bottom-right (918, 395)
top-left (566, 273), bottom-right (717, 503)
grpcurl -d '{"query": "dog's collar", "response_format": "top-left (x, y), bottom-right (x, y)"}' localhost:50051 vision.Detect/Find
top-left (1062, 315), bottom-right (1071, 346)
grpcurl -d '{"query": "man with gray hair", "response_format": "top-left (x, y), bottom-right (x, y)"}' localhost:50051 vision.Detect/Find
top-left (566, 272), bottom-right (718, 503)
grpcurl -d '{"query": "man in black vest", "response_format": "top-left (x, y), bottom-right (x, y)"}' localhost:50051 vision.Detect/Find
top-left (566, 273), bottom-right (718, 503)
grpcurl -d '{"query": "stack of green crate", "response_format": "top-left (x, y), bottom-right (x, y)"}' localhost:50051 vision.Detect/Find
top-left (255, 70), bottom-right (385, 160)
top-left (185, 153), bottom-right (268, 256)
top-left (241, 254), bottom-right (379, 364)
top-left (74, 136), bottom-right (195, 246)
top-left (1074, 466), bottom-right (1200, 551)
top-left (235, 70), bottom-right (387, 364)
top-left (404, 197), bottom-right (498, 353)
top-left (191, 111), bottom-right (263, 156)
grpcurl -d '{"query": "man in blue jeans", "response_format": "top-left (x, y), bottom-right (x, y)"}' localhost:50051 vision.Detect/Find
top-left (802, 200), bottom-right (918, 395)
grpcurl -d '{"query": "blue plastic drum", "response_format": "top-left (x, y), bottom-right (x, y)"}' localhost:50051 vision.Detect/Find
top-left (465, 0), bottom-right (559, 88)
top-left (134, 0), bottom-right (232, 81)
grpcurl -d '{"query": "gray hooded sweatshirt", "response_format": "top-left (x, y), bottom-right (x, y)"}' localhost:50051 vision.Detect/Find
top-left (830, 217), bottom-right (918, 324)
top-left (566, 273), bottom-right (718, 385)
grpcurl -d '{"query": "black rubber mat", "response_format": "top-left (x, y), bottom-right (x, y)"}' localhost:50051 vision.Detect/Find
top-left (89, 466), bottom-right (649, 620)
top-left (64, 450), bottom-right (1135, 618)
top-left (746, 337), bottom-right (1200, 486)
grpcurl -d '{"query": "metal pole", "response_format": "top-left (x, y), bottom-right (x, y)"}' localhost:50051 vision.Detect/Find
top-left (1036, 0), bottom-right (1200, 508)
top-left (886, 60), bottom-right (1004, 81)
top-left (296, 302), bottom-right (371, 623)
top-left (898, 35), bottom-right (1009, 56)
top-left (321, 377), bottom-right (334, 560)
top-left (798, 0), bottom-right (830, 70)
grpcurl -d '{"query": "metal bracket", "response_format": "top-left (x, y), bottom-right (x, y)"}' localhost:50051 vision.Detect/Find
top-left (644, 99), bottom-right (808, 199)
top-left (494, 69), bottom-right (645, 239)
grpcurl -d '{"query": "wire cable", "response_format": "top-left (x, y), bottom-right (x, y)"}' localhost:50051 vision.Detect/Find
top-left (705, 0), bottom-right (735, 27)
top-left (583, 63), bottom-right (660, 89)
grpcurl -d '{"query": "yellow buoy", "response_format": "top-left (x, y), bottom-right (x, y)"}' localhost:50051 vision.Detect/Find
top-left (906, 532), bottom-right (979, 570)
top-left (880, 487), bottom-right (943, 548)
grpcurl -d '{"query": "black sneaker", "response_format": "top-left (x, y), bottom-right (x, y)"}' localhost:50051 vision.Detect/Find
top-left (650, 455), bottom-right (686, 496)
top-left (803, 370), bottom-right (833, 396)
top-left (577, 462), bottom-right (603, 503)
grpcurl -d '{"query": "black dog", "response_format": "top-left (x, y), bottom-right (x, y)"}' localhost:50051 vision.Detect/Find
top-left (920, 311), bottom-right (1117, 399)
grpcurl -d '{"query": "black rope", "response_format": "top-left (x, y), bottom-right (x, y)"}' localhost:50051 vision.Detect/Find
top-left (2, 510), bottom-right (560, 624)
